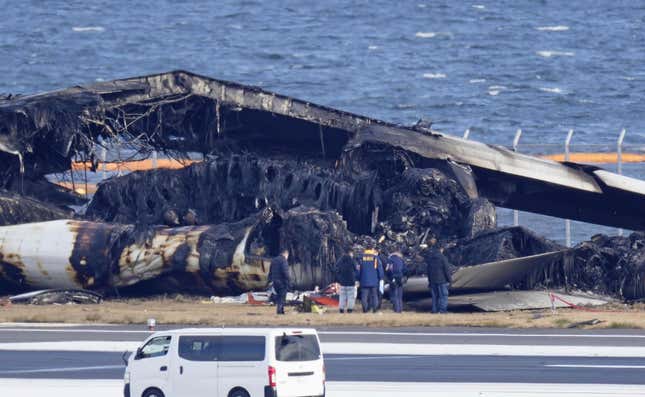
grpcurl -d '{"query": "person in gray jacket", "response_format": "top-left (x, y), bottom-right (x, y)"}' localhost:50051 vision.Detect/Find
top-left (423, 239), bottom-right (452, 313)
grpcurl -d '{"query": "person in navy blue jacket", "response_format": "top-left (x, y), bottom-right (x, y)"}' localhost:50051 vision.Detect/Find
top-left (386, 251), bottom-right (407, 313)
top-left (358, 246), bottom-right (384, 313)
top-left (268, 249), bottom-right (290, 315)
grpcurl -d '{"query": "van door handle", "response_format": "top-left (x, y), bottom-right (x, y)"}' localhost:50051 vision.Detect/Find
top-left (160, 366), bottom-right (167, 372)
top-left (180, 366), bottom-right (183, 375)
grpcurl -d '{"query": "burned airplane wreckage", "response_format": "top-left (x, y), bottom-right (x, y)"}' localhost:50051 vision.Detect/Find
top-left (1, 70), bottom-right (644, 302)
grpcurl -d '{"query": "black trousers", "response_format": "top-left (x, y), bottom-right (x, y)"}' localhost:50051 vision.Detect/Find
top-left (274, 285), bottom-right (287, 314)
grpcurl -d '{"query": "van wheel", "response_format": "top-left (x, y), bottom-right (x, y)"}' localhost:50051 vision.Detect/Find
top-left (228, 388), bottom-right (250, 397)
top-left (142, 388), bottom-right (164, 397)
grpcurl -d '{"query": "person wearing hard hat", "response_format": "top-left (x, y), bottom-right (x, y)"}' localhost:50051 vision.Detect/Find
top-left (358, 244), bottom-right (384, 313)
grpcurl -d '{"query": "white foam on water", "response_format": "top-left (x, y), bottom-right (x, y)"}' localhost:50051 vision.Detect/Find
top-left (423, 73), bottom-right (447, 79)
top-left (470, 78), bottom-right (486, 83)
top-left (487, 85), bottom-right (507, 96)
top-left (415, 32), bottom-right (437, 38)
top-left (72, 26), bottom-right (105, 32)
top-left (368, 45), bottom-right (379, 50)
top-left (536, 25), bottom-right (570, 32)
top-left (537, 50), bottom-right (575, 58)
top-left (539, 87), bottom-right (565, 94)
top-left (417, 4), bottom-right (427, 8)
top-left (472, 5), bottom-right (486, 9)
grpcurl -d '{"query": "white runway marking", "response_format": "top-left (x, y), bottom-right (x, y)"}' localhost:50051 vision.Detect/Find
top-left (319, 331), bottom-right (645, 339)
top-left (0, 364), bottom-right (124, 374)
top-left (321, 343), bottom-right (645, 358)
top-left (2, 326), bottom-right (645, 339)
top-left (545, 364), bottom-right (645, 369)
top-left (1, 341), bottom-right (645, 357)
top-left (1, 379), bottom-right (644, 397)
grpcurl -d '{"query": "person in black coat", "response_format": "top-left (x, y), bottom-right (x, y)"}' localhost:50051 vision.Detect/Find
top-left (423, 239), bottom-right (452, 314)
top-left (334, 249), bottom-right (358, 313)
top-left (268, 249), bottom-right (290, 315)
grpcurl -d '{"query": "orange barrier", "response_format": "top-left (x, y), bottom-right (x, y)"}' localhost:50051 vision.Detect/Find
top-left (541, 152), bottom-right (645, 164)
top-left (71, 158), bottom-right (199, 172)
top-left (55, 181), bottom-right (98, 195)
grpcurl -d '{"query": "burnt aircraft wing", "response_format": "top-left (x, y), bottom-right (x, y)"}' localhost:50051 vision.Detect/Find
top-left (1, 70), bottom-right (644, 230)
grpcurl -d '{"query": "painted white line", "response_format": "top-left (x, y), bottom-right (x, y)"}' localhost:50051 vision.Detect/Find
top-left (2, 327), bottom-right (645, 339)
top-left (321, 343), bottom-right (645, 358)
top-left (1, 341), bottom-right (645, 358)
top-left (546, 364), bottom-right (645, 369)
top-left (0, 341), bottom-right (141, 352)
top-left (0, 380), bottom-right (644, 397)
top-left (325, 355), bottom-right (423, 361)
top-left (0, 365), bottom-right (124, 374)
top-left (0, 327), bottom-right (151, 334)
top-left (320, 331), bottom-right (645, 339)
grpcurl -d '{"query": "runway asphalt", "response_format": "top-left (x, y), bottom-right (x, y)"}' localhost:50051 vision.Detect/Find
top-left (0, 324), bottom-right (643, 386)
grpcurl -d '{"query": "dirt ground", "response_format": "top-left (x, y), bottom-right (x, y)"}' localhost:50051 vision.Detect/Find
top-left (1, 296), bottom-right (644, 329)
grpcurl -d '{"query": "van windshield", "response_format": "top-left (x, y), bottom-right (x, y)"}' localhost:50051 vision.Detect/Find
top-left (275, 334), bottom-right (321, 362)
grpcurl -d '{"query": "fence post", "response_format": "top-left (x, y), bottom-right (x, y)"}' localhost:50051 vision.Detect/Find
top-left (617, 128), bottom-right (626, 236)
top-left (463, 128), bottom-right (470, 139)
top-left (512, 129), bottom-right (522, 226)
top-left (564, 129), bottom-right (574, 247)
top-left (152, 150), bottom-right (158, 169)
top-left (101, 147), bottom-right (107, 180)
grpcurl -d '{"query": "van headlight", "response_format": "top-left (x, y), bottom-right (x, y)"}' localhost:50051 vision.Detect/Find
top-left (124, 370), bottom-right (131, 383)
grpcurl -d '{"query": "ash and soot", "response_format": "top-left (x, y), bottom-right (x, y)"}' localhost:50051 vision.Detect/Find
top-left (0, 71), bottom-right (644, 303)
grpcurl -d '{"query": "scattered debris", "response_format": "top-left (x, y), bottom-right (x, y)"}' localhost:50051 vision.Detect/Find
top-left (9, 289), bottom-right (103, 305)
top-left (567, 318), bottom-right (603, 328)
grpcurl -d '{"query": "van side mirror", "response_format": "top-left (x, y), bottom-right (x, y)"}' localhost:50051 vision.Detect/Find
top-left (134, 347), bottom-right (143, 360)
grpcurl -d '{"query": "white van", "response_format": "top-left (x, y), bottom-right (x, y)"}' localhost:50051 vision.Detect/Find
top-left (124, 328), bottom-right (325, 397)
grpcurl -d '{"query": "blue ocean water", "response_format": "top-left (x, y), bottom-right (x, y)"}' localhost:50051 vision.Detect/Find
top-left (1, 0), bottom-right (644, 243)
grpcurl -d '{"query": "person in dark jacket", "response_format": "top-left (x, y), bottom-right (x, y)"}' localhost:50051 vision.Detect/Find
top-left (268, 249), bottom-right (290, 315)
top-left (358, 247), bottom-right (384, 313)
top-left (386, 251), bottom-right (407, 313)
top-left (423, 239), bottom-right (452, 314)
top-left (334, 249), bottom-right (358, 313)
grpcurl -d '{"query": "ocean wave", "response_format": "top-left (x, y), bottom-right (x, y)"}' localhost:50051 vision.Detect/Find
top-left (539, 87), bottom-right (564, 94)
top-left (72, 26), bottom-right (105, 32)
top-left (423, 73), bottom-right (446, 79)
top-left (368, 45), bottom-right (379, 50)
top-left (536, 26), bottom-right (569, 32)
top-left (536, 50), bottom-right (575, 58)
top-left (415, 31), bottom-right (453, 39)
top-left (487, 85), bottom-right (506, 96)
top-left (470, 78), bottom-right (486, 83)
top-left (416, 32), bottom-right (437, 38)
top-left (472, 5), bottom-right (486, 9)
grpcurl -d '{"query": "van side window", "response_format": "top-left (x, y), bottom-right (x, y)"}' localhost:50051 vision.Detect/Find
top-left (275, 335), bottom-right (320, 361)
top-left (179, 336), bottom-right (218, 361)
top-left (219, 336), bottom-right (265, 362)
top-left (139, 336), bottom-right (171, 359)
